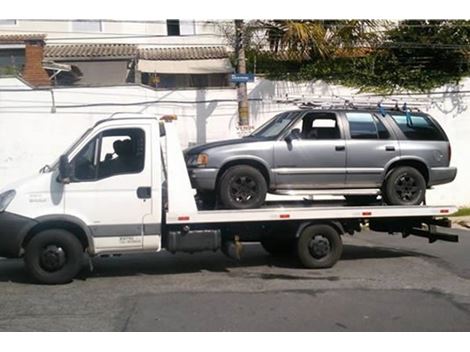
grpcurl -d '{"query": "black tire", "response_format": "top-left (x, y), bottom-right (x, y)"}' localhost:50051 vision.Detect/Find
top-left (261, 238), bottom-right (295, 256)
top-left (296, 224), bottom-right (343, 269)
top-left (344, 195), bottom-right (378, 205)
top-left (218, 165), bottom-right (267, 209)
top-left (384, 166), bottom-right (426, 205)
top-left (24, 229), bottom-right (84, 284)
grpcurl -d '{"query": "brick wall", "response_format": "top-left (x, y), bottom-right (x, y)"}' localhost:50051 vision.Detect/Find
top-left (22, 40), bottom-right (50, 86)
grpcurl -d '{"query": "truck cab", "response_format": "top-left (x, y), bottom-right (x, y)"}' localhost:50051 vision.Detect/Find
top-left (0, 117), bottom-right (165, 266)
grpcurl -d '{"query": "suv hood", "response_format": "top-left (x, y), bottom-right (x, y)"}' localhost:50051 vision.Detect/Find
top-left (184, 136), bottom-right (264, 155)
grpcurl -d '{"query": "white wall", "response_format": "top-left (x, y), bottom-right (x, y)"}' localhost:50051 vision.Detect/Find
top-left (0, 76), bottom-right (468, 206)
top-left (0, 20), bottom-right (229, 46)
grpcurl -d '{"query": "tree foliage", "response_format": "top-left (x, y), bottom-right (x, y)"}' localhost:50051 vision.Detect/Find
top-left (250, 20), bottom-right (470, 92)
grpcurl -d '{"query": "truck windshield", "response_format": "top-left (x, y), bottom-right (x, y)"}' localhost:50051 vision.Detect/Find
top-left (48, 127), bottom-right (93, 170)
top-left (250, 112), bottom-right (299, 139)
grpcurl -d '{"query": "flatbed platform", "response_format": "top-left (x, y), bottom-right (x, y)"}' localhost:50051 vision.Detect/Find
top-left (166, 202), bottom-right (457, 224)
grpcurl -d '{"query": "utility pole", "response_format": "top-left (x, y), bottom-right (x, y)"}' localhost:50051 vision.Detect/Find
top-left (235, 19), bottom-right (249, 126)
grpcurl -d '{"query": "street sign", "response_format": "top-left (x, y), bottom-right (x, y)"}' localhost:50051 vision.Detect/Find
top-left (230, 73), bottom-right (255, 83)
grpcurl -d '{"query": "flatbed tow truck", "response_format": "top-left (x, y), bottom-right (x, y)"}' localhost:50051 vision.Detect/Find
top-left (0, 115), bottom-right (460, 284)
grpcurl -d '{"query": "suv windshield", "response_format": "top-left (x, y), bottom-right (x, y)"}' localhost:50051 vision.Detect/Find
top-left (250, 111), bottom-right (299, 138)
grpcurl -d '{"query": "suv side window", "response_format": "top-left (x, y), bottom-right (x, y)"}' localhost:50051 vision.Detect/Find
top-left (292, 112), bottom-right (341, 140)
top-left (346, 112), bottom-right (390, 140)
top-left (70, 128), bottom-right (145, 182)
top-left (391, 114), bottom-right (446, 141)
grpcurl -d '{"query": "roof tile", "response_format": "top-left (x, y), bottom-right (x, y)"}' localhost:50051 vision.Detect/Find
top-left (44, 44), bottom-right (137, 60)
top-left (0, 33), bottom-right (47, 43)
top-left (139, 46), bottom-right (228, 60)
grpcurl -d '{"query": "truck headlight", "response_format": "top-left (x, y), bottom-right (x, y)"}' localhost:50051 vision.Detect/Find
top-left (0, 190), bottom-right (16, 213)
top-left (187, 153), bottom-right (209, 167)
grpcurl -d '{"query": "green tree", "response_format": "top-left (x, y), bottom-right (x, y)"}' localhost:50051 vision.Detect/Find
top-left (252, 20), bottom-right (470, 92)
top-left (261, 20), bottom-right (382, 58)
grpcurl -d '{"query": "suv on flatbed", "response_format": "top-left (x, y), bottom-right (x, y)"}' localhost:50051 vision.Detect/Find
top-left (185, 108), bottom-right (457, 209)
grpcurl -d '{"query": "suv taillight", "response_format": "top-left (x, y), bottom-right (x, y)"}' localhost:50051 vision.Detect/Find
top-left (448, 144), bottom-right (452, 163)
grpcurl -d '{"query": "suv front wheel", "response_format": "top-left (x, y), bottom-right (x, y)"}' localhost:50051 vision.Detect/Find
top-left (384, 166), bottom-right (426, 205)
top-left (218, 165), bottom-right (267, 209)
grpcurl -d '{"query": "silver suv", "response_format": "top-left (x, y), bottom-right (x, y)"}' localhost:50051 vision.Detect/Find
top-left (185, 108), bottom-right (457, 209)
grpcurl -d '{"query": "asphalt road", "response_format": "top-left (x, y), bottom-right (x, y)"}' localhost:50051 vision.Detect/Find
top-left (0, 229), bottom-right (470, 331)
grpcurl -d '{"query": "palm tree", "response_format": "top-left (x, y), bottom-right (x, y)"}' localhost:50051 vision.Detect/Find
top-left (260, 20), bottom-right (385, 59)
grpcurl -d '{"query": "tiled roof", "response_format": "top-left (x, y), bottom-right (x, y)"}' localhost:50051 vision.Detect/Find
top-left (0, 34), bottom-right (46, 44)
top-left (44, 44), bottom-right (137, 60)
top-left (139, 46), bottom-right (229, 60)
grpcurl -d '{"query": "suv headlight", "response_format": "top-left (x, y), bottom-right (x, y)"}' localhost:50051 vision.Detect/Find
top-left (0, 190), bottom-right (16, 212)
top-left (187, 153), bottom-right (209, 167)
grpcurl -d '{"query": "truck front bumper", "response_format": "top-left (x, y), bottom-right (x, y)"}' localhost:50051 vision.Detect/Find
top-left (187, 167), bottom-right (219, 191)
top-left (429, 167), bottom-right (457, 186)
top-left (0, 211), bottom-right (37, 258)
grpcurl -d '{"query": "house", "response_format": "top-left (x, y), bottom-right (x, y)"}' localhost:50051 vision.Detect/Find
top-left (0, 19), bottom-right (234, 88)
top-left (137, 46), bottom-right (232, 88)
top-left (0, 34), bottom-right (50, 86)
top-left (44, 44), bottom-right (138, 86)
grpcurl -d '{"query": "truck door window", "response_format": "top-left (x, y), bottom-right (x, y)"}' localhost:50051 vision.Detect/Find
top-left (70, 128), bottom-right (145, 182)
top-left (72, 137), bottom-right (99, 181)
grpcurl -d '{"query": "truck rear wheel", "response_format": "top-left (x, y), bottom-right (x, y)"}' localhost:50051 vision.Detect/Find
top-left (296, 224), bottom-right (343, 269)
top-left (24, 229), bottom-right (85, 284)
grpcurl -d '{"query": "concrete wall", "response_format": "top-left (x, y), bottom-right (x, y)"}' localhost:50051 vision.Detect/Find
top-left (0, 76), bottom-right (468, 206)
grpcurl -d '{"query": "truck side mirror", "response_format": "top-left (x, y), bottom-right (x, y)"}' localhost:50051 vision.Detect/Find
top-left (58, 155), bottom-right (72, 183)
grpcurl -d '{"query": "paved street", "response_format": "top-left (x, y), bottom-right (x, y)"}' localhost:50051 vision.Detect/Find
top-left (0, 230), bottom-right (470, 331)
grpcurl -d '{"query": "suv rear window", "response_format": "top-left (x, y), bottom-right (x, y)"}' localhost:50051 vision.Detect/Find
top-left (391, 114), bottom-right (446, 141)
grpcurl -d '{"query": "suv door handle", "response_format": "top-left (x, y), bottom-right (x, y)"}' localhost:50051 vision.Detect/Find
top-left (137, 187), bottom-right (152, 199)
top-left (335, 145), bottom-right (345, 151)
top-left (385, 146), bottom-right (396, 151)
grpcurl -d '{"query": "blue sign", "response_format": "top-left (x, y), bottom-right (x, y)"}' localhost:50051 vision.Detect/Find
top-left (230, 73), bottom-right (255, 83)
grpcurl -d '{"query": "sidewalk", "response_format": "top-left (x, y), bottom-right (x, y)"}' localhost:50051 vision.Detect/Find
top-left (451, 216), bottom-right (470, 229)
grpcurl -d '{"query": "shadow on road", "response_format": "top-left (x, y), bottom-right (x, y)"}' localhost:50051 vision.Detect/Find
top-left (0, 244), bottom-right (431, 284)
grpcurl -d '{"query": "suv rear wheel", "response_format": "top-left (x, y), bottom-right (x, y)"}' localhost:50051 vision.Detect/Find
top-left (384, 166), bottom-right (426, 205)
top-left (218, 165), bottom-right (267, 209)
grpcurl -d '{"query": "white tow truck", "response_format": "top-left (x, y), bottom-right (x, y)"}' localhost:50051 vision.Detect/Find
top-left (0, 115), bottom-right (460, 284)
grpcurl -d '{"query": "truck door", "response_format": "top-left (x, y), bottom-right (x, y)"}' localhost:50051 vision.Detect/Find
top-left (64, 125), bottom-right (154, 251)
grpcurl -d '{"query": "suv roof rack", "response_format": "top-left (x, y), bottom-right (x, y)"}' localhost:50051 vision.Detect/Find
top-left (298, 101), bottom-right (423, 113)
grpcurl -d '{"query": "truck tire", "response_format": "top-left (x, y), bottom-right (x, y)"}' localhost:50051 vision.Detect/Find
top-left (296, 224), bottom-right (343, 269)
top-left (218, 165), bottom-right (267, 209)
top-left (24, 229), bottom-right (85, 284)
top-left (384, 166), bottom-right (426, 205)
top-left (261, 238), bottom-right (295, 256)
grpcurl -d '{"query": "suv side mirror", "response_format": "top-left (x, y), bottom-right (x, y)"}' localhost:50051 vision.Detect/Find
top-left (285, 128), bottom-right (301, 143)
top-left (58, 155), bottom-right (72, 183)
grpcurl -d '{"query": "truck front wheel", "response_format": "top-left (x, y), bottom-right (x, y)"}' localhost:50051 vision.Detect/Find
top-left (24, 229), bottom-right (85, 284)
top-left (296, 224), bottom-right (343, 269)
